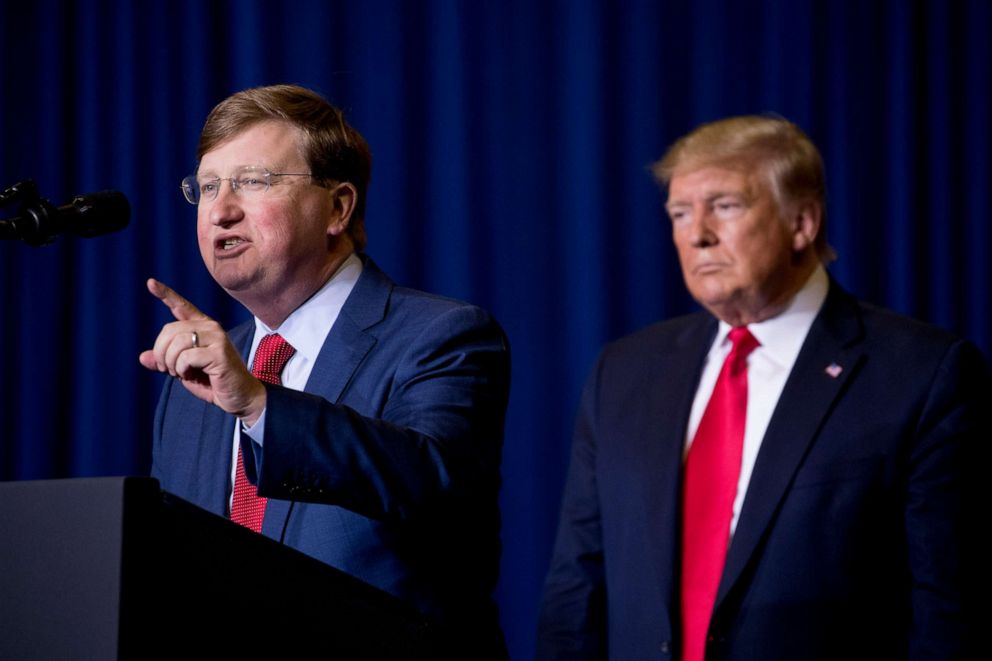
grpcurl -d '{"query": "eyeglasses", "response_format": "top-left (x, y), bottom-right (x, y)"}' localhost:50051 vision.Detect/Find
top-left (181, 166), bottom-right (315, 205)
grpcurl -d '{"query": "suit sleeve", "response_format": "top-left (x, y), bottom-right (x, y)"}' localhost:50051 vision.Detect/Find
top-left (905, 339), bottom-right (990, 658)
top-left (536, 357), bottom-right (608, 660)
top-left (248, 304), bottom-right (510, 523)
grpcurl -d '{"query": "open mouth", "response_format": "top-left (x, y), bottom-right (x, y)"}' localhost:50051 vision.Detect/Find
top-left (218, 237), bottom-right (246, 250)
top-left (214, 237), bottom-right (250, 257)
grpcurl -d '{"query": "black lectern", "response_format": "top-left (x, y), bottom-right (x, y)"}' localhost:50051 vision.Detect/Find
top-left (0, 477), bottom-right (436, 659)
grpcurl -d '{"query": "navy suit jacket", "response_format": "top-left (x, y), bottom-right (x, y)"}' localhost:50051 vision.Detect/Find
top-left (537, 281), bottom-right (989, 660)
top-left (152, 257), bottom-right (510, 648)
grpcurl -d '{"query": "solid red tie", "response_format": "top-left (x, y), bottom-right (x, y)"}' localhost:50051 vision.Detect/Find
top-left (680, 327), bottom-right (759, 661)
top-left (230, 333), bottom-right (296, 533)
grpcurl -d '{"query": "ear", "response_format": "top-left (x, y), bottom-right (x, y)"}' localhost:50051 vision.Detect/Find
top-left (326, 182), bottom-right (358, 237)
top-left (790, 199), bottom-right (821, 253)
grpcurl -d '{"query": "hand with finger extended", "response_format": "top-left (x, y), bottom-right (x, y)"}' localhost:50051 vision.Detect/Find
top-left (139, 278), bottom-right (267, 425)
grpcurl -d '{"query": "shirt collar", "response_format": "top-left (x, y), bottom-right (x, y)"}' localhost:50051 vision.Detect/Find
top-left (253, 252), bottom-right (363, 363)
top-left (712, 264), bottom-right (829, 367)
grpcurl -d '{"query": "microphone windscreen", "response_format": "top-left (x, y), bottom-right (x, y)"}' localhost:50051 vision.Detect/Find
top-left (66, 191), bottom-right (131, 237)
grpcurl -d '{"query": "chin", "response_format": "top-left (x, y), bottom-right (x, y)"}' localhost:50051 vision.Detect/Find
top-left (210, 269), bottom-right (258, 294)
top-left (689, 284), bottom-right (730, 307)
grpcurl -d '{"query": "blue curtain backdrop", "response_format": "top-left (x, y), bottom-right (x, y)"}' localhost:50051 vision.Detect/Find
top-left (1, 0), bottom-right (989, 656)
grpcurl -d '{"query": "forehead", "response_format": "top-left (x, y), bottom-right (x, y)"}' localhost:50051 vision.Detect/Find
top-left (667, 165), bottom-right (764, 202)
top-left (198, 120), bottom-right (306, 174)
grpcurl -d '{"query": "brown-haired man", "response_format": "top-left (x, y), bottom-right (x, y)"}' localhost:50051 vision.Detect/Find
top-left (538, 115), bottom-right (987, 660)
top-left (141, 85), bottom-right (510, 653)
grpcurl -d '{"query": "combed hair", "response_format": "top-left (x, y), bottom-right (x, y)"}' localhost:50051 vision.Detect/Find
top-left (198, 84), bottom-right (372, 251)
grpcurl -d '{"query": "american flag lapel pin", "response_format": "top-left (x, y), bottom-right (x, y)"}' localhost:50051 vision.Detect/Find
top-left (825, 362), bottom-right (843, 378)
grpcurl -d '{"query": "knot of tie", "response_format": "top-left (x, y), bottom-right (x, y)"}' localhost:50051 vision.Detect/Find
top-left (252, 334), bottom-right (296, 385)
top-left (726, 327), bottom-right (759, 374)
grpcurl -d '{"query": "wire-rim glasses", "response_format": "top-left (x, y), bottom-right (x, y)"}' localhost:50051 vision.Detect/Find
top-left (181, 166), bottom-right (314, 205)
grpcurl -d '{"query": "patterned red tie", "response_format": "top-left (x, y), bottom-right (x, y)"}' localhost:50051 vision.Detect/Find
top-left (230, 333), bottom-right (296, 533)
top-left (680, 327), bottom-right (759, 661)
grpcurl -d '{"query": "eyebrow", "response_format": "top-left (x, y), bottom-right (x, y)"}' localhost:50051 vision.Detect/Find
top-left (194, 166), bottom-right (226, 179)
top-left (708, 191), bottom-right (749, 203)
top-left (667, 189), bottom-right (749, 207)
top-left (195, 164), bottom-right (275, 178)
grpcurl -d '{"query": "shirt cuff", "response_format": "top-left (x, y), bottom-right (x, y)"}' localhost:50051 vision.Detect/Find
top-left (240, 408), bottom-right (266, 446)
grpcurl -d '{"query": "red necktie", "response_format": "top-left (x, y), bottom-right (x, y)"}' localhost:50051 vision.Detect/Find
top-left (680, 327), bottom-right (759, 661)
top-left (230, 333), bottom-right (296, 533)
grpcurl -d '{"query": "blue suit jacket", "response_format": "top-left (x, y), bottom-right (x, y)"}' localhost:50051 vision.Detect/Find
top-left (537, 282), bottom-right (989, 660)
top-left (152, 257), bottom-right (510, 648)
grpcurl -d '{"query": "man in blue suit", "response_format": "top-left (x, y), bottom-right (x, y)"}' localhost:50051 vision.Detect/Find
top-left (140, 85), bottom-right (509, 651)
top-left (537, 116), bottom-right (988, 659)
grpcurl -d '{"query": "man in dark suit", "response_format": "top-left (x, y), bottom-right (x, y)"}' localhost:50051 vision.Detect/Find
top-left (537, 116), bottom-right (988, 660)
top-left (140, 85), bottom-right (509, 649)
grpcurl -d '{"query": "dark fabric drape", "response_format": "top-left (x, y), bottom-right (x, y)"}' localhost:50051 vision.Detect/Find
top-left (2, 1), bottom-right (988, 656)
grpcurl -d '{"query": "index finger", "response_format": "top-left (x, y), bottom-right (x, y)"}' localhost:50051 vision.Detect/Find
top-left (146, 278), bottom-right (208, 322)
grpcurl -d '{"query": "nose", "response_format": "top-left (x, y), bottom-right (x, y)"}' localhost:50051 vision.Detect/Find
top-left (206, 182), bottom-right (244, 227)
top-left (685, 205), bottom-right (718, 248)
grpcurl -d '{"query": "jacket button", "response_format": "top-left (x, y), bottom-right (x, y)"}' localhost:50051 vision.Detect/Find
top-left (659, 640), bottom-right (671, 654)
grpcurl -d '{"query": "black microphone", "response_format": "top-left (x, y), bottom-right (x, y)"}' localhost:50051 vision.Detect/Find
top-left (0, 188), bottom-right (131, 246)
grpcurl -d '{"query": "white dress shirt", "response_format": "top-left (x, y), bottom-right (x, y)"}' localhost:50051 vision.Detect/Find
top-left (228, 253), bottom-right (363, 506)
top-left (684, 265), bottom-right (829, 534)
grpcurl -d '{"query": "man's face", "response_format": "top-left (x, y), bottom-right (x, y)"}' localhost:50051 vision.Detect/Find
top-left (196, 120), bottom-right (339, 312)
top-left (666, 165), bottom-right (814, 324)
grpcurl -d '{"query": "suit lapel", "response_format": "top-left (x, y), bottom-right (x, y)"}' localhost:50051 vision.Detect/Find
top-left (198, 402), bottom-right (236, 515)
top-left (642, 315), bottom-right (717, 623)
top-left (261, 255), bottom-right (391, 539)
top-left (716, 282), bottom-right (866, 606)
top-left (304, 254), bottom-right (389, 401)
top-left (303, 311), bottom-right (378, 403)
